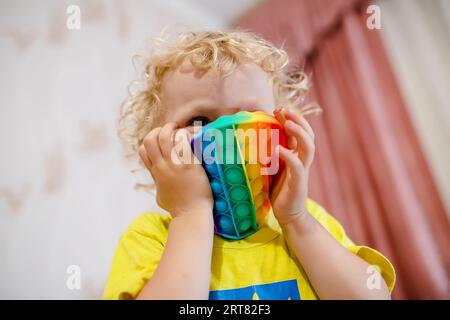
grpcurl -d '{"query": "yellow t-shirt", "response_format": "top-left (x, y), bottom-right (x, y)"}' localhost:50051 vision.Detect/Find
top-left (103, 199), bottom-right (395, 300)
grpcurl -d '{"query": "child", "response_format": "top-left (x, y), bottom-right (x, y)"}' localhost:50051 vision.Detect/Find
top-left (104, 31), bottom-right (395, 300)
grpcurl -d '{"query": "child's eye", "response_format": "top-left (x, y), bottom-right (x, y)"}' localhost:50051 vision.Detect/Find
top-left (189, 116), bottom-right (211, 126)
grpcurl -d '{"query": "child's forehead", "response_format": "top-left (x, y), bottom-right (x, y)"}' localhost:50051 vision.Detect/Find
top-left (160, 61), bottom-right (274, 108)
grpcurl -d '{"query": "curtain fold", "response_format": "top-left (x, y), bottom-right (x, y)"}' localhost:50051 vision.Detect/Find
top-left (237, 0), bottom-right (450, 299)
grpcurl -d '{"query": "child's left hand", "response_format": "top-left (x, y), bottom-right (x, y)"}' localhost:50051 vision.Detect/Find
top-left (270, 107), bottom-right (315, 226)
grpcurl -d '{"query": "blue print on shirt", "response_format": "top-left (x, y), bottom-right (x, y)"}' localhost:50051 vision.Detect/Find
top-left (209, 279), bottom-right (301, 300)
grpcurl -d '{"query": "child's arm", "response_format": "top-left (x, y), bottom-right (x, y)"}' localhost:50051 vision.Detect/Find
top-left (136, 123), bottom-right (214, 299)
top-left (271, 108), bottom-right (390, 300)
top-left (137, 208), bottom-right (214, 299)
top-left (281, 211), bottom-right (390, 299)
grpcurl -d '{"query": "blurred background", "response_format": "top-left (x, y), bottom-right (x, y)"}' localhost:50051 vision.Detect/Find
top-left (0, 0), bottom-right (448, 299)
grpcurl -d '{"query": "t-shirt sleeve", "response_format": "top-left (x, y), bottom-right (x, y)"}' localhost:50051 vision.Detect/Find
top-left (306, 199), bottom-right (396, 293)
top-left (103, 213), bottom-right (170, 300)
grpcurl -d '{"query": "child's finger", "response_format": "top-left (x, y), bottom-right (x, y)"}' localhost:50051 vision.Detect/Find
top-left (274, 108), bottom-right (297, 150)
top-left (284, 120), bottom-right (315, 165)
top-left (284, 108), bottom-right (314, 140)
top-left (159, 122), bottom-right (178, 160)
top-left (143, 127), bottom-right (163, 165)
top-left (172, 128), bottom-right (193, 164)
top-left (276, 145), bottom-right (304, 181)
top-left (274, 107), bottom-right (286, 124)
top-left (138, 144), bottom-right (152, 169)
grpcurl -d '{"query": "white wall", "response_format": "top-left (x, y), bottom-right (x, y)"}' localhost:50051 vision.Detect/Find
top-left (0, 0), bottom-right (250, 299)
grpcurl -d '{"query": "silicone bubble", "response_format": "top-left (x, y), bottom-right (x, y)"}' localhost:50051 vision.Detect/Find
top-left (210, 180), bottom-right (223, 194)
top-left (204, 163), bottom-right (218, 175)
top-left (214, 198), bottom-right (228, 212)
top-left (216, 215), bottom-right (234, 232)
top-left (253, 193), bottom-right (265, 208)
top-left (246, 164), bottom-right (261, 180)
top-left (234, 202), bottom-right (251, 218)
top-left (237, 218), bottom-right (252, 232)
top-left (229, 186), bottom-right (248, 202)
top-left (191, 111), bottom-right (286, 240)
top-left (224, 167), bottom-right (245, 184)
top-left (251, 178), bottom-right (264, 194)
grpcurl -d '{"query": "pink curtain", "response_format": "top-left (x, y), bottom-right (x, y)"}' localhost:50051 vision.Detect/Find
top-left (237, 0), bottom-right (450, 299)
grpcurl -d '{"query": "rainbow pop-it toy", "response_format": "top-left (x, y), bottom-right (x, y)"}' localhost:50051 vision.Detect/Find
top-left (191, 111), bottom-right (286, 240)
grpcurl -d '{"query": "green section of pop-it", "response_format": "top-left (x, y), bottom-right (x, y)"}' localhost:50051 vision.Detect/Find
top-left (230, 126), bottom-right (258, 236)
top-left (237, 218), bottom-right (252, 232)
top-left (234, 203), bottom-right (250, 218)
top-left (229, 186), bottom-right (248, 201)
top-left (224, 167), bottom-right (245, 184)
top-left (211, 128), bottom-right (258, 239)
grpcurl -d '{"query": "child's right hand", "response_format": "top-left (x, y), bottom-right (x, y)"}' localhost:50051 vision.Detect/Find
top-left (138, 122), bottom-right (214, 219)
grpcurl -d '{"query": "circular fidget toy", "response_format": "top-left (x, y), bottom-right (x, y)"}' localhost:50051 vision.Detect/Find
top-left (191, 111), bottom-right (286, 240)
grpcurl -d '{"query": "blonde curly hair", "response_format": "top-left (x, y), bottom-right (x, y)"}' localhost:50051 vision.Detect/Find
top-left (118, 30), bottom-right (319, 154)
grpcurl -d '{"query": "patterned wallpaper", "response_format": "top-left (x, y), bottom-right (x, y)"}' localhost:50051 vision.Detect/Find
top-left (0, 0), bottom-right (213, 299)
